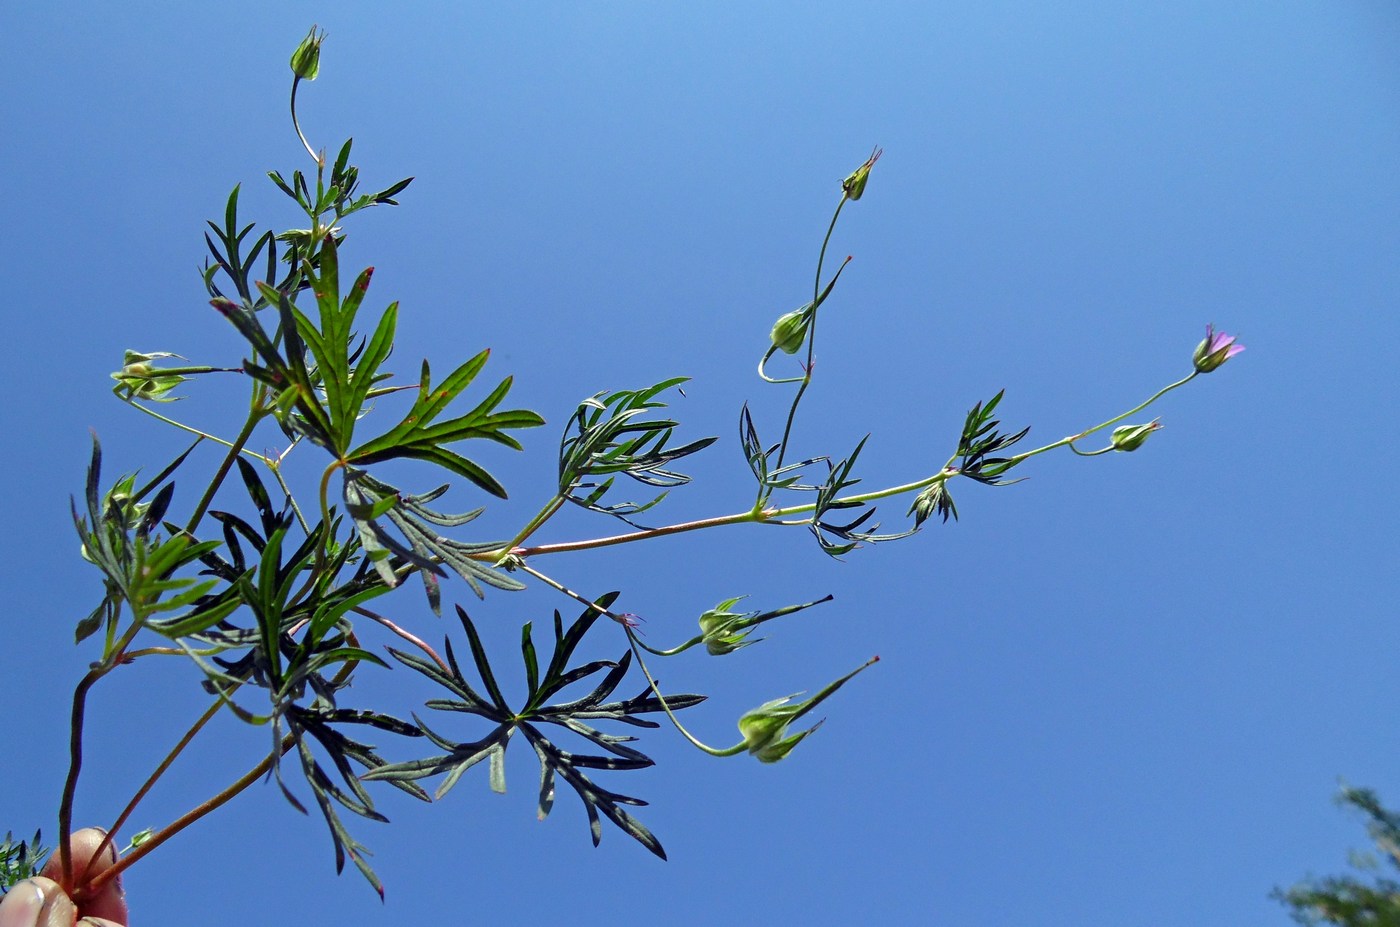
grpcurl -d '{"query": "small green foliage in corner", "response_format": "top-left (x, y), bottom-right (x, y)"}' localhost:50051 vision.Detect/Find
top-left (0, 831), bottom-right (49, 896)
top-left (1276, 788), bottom-right (1400, 926)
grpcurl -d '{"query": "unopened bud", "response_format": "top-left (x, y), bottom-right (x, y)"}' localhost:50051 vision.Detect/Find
top-left (1110, 419), bottom-right (1161, 452)
top-left (111, 350), bottom-right (188, 402)
top-left (736, 656), bottom-right (878, 763)
top-left (290, 26), bottom-right (326, 81)
top-left (698, 597), bottom-right (752, 655)
top-left (841, 147), bottom-right (883, 201)
top-left (769, 305), bottom-right (812, 354)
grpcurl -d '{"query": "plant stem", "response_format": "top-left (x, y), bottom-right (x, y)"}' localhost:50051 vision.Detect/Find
top-left (78, 734), bottom-right (294, 901)
top-left (514, 563), bottom-right (633, 625)
top-left (57, 616), bottom-right (148, 888)
top-left (76, 650), bottom-right (358, 900)
top-left (494, 495), bottom-right (565, 566)
top-left (1007, 372), bottom-right (1198, 464)
top-left (91, 697), bottom-right (228, 867)
top-left (56, 673), bottom-right (97, 890)
top-left (127, 402), bottom-right (270, 462)
top-left (502, 370), bottom-right (1199, 560)
top-left (353, 605), bottom-right (448, 672)
top-left (623, 627), bottom-right (745, 757)
top-left (813, 196), bottom-right (848, 307)
top-left (185, 407), bottom-right (264, 533)
top-left (269, 458), bottom-right (312, 534)
top-left (290, 77), bottom-right (318, 165)
top-left (513, 562), bottom-right (745, 755)
top-left (771, 198), bottom-right (849, 480)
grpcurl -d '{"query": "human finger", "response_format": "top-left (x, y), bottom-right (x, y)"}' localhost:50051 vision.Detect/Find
top-left (0, 876), bottom-right (74, 927)
top-left (38, 830), bottom-right (127, 926)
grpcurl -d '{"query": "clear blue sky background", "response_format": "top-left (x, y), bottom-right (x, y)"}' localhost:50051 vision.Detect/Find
top-left (2, 3), bottom-right (1397, 925)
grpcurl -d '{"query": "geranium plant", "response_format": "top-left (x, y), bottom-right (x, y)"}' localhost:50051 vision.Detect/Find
top-left (0, 27), bottom-right (1241, 919)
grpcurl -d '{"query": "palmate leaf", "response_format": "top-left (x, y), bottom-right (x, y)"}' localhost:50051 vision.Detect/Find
top-left (342, 470), bottom-right (525, 608)
top-left (202, 184), bottom-right (304, 307)
top-left (278, 703), bottom-right (429, 899)
top-left (559, 378), bottom-right (716, 525)
top-left (347, 354), bottom-right (544, 498)
top-left (807, 437), bottom-right (916, 557)
top-left (368, 596), bottom-right (705, 858)
top-left (282, 236), bottom-right (397, 456)
top-left (957, 390), bottom-right (1030, 485)
top-left (269, 138), bottom-right (413, 229)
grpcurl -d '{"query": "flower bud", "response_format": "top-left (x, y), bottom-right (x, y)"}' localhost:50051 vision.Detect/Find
top-left (1110, 419), bottom-right (1161, 452)
top-left (769, 305), bottom-right (812, 355)
top-left (698, 597), bottom-right (752, 655)
top-left (841, 147), bottom-right (883, 201)
top-left (736, 656), bottom-right (878, 763)
top-left (111, 350), bottom-right (188, 402)
top-left (290, 26), bottom-right (326, 81)
top-left (737, 695), bottom-right (817, 763)
top-left (1193, 324), bottom-right (1245, 373)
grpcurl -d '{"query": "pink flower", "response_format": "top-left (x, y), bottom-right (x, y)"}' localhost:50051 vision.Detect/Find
top-left (1193, 324), bottom-right (1245, 373)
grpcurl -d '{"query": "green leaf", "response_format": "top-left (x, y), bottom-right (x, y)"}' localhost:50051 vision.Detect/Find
top-left (347, 353), bottom-right (543, 497)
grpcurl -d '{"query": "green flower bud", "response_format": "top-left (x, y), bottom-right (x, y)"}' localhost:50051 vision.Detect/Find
top-left (111, 350), bottom-right (189, 402)
top-left (698, 597), bottom-right (753, 655)
top-left (908, 481), bottom-right (957, 527)
top-left (1110, 419), bottom-right (1161, 452)
top-left (738, 697), bottom-right (819, 763)
top-left (841, 147), bottom-right (883, 201)
top-left (736, 656), bottom-right (878, 763)
top-left (770, 305), bottom-right (812, 354)
top-left (290, 26), bottom-right (326, 81)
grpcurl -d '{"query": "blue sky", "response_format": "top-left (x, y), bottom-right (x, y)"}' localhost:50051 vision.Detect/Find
top-left (2, 3), bottom-right (1397, 924)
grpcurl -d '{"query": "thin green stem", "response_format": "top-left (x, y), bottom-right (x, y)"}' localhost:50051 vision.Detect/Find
top-left (623, 627), bottom-right (745, 757)
top-left (319, 460), bottom-right (344, 528)
top-left (770, 197), bottom-right (850, 481)
top-left (123, 646), bottom-right (224, 658)
top-left (315, 458), bottom-right (346, 575)
top-left (501, 467), bottom-right (958, 560)
top-left (268, 459), bottom-right (312, 534)
top-left (813, 196), bottom-right (848, 307)
top-left (185, 407), bottom-right (264, 534)
top-left (757, 346), bottom-right (804, 384)
top-left (494, 495), bottom-right (565, 566)
top-left (507, 509), bottom-right (767, 559)
top-left (353, 605), bottom-right (448, 672)
top-left (290, 77), bottom-right (318, 165)
top-left (514, 563), bottom-right (634, 625)
top-left (632, 635), bottom-right (702, 657)
top-left (127, 402), bottom-right (271, 464)
top-left (1008, 371), bottom-right (1198, 465)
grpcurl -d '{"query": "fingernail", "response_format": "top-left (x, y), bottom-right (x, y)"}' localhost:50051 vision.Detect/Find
top-left (0, 882), bottom-right (46, 927)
